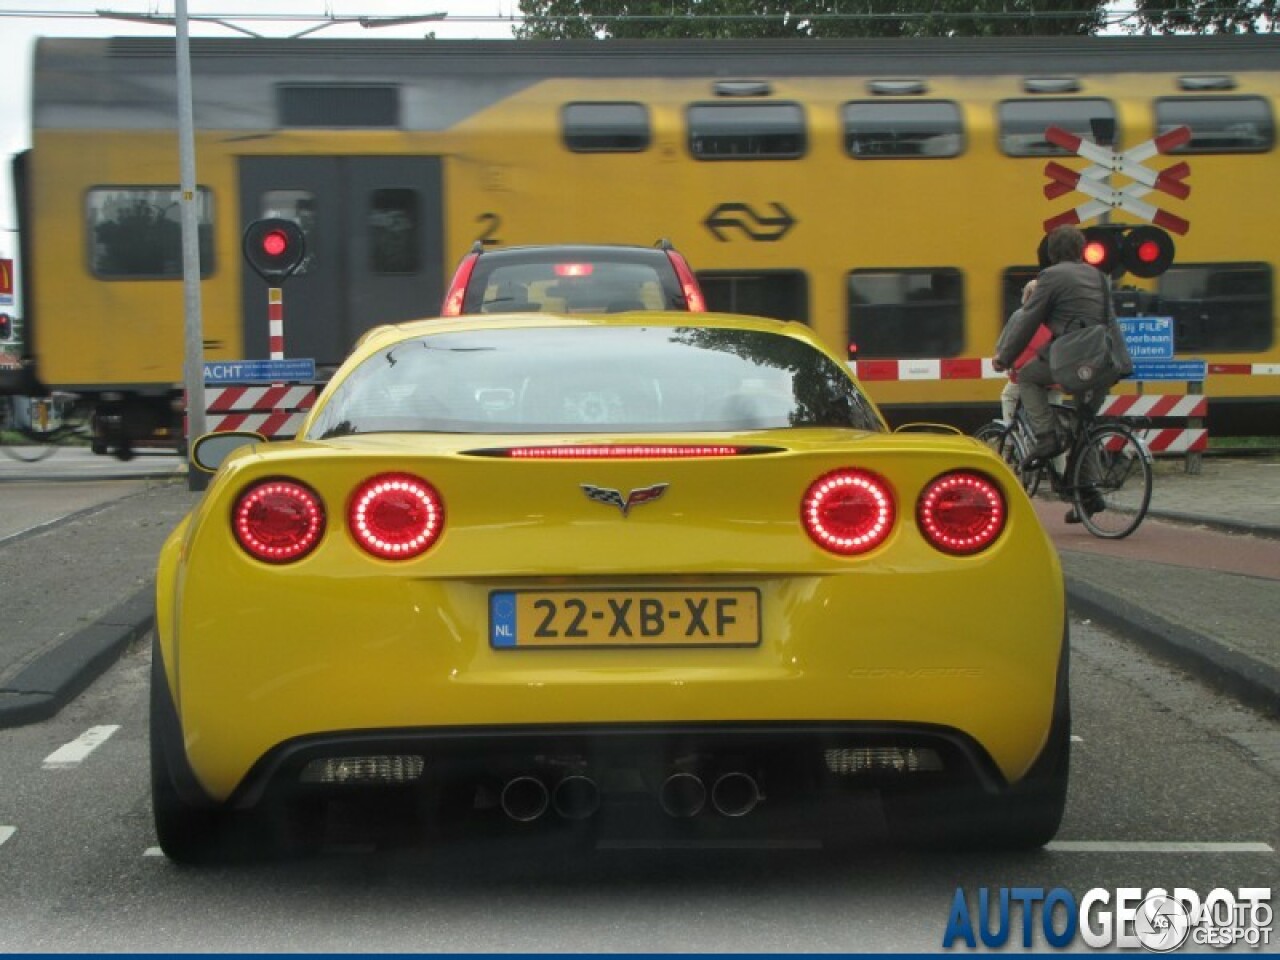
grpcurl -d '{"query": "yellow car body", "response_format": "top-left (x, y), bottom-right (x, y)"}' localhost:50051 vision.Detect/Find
top-left (153, 312), bottom-right (1066, 860)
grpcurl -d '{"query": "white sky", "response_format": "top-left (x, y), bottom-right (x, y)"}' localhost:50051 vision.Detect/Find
top-left (0, 0), bottom-right (516, 260)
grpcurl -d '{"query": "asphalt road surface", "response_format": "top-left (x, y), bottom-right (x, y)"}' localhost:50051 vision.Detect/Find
top-left (0, 461), bottom-right (1275, 952)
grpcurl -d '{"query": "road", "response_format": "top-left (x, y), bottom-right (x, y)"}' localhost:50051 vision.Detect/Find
top-left (0, 467), bottom-right (1275, 952)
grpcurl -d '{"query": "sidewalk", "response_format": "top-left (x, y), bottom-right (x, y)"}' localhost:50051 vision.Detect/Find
top-left (0, 456), bottom-right (1277, 728)
top-left (1047, 454), bottom-right (1280, 717)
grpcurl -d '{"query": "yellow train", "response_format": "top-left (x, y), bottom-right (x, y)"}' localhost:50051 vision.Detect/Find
top-left (7, 34), bottom-right (1279, 452)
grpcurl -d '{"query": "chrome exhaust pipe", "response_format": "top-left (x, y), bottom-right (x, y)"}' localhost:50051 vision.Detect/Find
top-left (552, 775), bottom-right (601, 820)
top-left (659, 771), bottom-right (706, 818)
top-left (711, 771), bottom-right (761, 817)
top-left (500, 776), bottom-right (550, 822)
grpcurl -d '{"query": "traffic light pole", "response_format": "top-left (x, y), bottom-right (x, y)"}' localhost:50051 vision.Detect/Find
top-left (175, 0), bottom-right (208, 490)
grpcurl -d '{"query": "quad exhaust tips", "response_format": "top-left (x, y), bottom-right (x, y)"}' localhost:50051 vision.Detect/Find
top-left (500, 769), bottom-right (762, 821)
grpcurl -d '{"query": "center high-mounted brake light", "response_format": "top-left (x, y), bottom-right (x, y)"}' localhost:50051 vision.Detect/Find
top-left (554, 263), bottom-right (594, 277)
top-left (801, 469), bottom-right (895, 555)
top-left (505, 445), bottom-right (747, 459)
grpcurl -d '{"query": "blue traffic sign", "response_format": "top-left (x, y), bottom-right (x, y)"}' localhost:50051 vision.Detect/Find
top-left (1118, 316), bottom-right (1174, 361)
top-left (1130, 359), bottom-right (1207, 382)
top-left (203, 359), bottom-right (315, 383)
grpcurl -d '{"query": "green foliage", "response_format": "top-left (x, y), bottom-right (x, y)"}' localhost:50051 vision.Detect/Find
top-left (514, 0), bottom-right (1108, 39)
top-left (1129, 0), bottom-right (1278, 33)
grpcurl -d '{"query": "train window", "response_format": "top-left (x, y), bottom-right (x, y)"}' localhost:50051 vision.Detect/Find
top-left (1155, 97), bottom-right (1274, 153)
top-left (847, 268), bottom-right (964, 359)
top-left (1158, 263), bottom-right (1273, 353)
top-left (697, 270), bottom-right (809, 323)
top-left (687, 103), bottom-right (806, 160)
top-left (1001, 267), bottom-right (1041, 325)
top-left (261, 191), bottom-right (315, 277)
top-left (86, 186), bottom-right (214, 280)
top-left (278, 85), bottom-right (399, 128)
top-left (998, 99), bottom-right (1115, 156)
top-left (563, 103), bottom-right (650, 153)
top-left (369, 189), bottom-right (420, 275)
top-left (843, 101), bottom-right (962, 159)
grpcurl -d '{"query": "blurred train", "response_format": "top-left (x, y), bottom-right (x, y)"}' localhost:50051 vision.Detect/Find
top-left (5, 33), bottom-right (1280, 454)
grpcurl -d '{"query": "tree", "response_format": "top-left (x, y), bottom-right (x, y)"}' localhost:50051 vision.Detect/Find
top-left (1127, 0), bottom-right (1278, 33)
top-left (514, 0), bottom-right (1108, 39)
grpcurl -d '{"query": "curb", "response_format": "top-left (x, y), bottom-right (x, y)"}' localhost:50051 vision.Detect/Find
top-left (0, 585), bottom-right (154, 728)
top-left (1146, 508), bottom-right (1280, 542)
top-left (1065, 577), bottom-right (1280, 719)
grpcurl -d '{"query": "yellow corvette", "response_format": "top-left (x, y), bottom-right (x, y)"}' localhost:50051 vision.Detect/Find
top-left (152, 311), bottom-right (1067, 862)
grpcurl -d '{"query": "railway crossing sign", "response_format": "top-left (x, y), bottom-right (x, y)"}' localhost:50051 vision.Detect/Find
top-left (1118, 316), bottom-right (1175, 361)
top-left (1042, 125), bottom-right (1192, 236)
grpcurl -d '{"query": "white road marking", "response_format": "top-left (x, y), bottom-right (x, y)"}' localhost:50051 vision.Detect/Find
top-left (42, 725), bottom-right (121, 769)
top-left (0, 826), bottom-right (14, 847)
top-left (142, 847), bottom-right (164, 857)
top-left (1048, 841), bottom-right (1274, 853)
top-left (1070, 735), bottom-right (1084, 742)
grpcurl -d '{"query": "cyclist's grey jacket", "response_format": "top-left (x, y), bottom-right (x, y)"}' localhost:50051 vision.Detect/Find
top-left (995, 261), bottom-right (1116, 370)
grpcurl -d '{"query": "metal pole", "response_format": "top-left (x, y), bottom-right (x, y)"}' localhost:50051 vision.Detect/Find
top-left (175, 0), bottom-right (207, 489)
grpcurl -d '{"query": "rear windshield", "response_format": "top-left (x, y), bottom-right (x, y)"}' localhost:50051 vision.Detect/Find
top-left (463, 251), bottom-right (686, 314)
top-left (308, 326), bottom-right (883, 437)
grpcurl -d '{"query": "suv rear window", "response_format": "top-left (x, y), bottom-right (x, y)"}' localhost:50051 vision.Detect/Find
top-left (464, 250), bottom-right (686, 315)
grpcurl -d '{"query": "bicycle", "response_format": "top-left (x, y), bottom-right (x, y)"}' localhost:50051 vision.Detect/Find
top-left (975, 395), bottom-right (1154, 539)
top-left (0, 392), bottom-right (94, 462)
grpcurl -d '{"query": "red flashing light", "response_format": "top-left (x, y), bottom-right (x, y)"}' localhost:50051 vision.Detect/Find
top-left (554, 263), bottom-right (594, 277)
top-left (262, 230), bottom-right (288, 258)
top-left (1135, 240), bottom-right (1161, 264)
top-left (1083, 241), bottom-right (1108, 267)
top-left (917, 472), bottom-right (1006, 555)
top-left (349, 474), bottom-right (444, 560)
top-left (233, 480), bottom-right (325, 563)
top-left (801, 469), bottom-right (895, 556)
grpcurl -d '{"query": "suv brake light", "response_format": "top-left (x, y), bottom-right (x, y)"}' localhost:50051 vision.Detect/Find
top-left (665, 249), bottom-right (706, 312)
top-left (441, 252), bottom-right (480, 316)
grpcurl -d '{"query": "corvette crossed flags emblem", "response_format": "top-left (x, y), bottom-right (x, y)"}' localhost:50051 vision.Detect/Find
top-left (581, 483), bottom-right (669, 517)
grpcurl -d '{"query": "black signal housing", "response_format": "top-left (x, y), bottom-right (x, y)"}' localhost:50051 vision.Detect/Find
top-left (242, 218), bottom-right (307, 283)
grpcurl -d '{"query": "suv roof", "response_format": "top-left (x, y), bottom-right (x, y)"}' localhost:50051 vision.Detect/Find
top-left (441, 242), bottom-right (706, 317)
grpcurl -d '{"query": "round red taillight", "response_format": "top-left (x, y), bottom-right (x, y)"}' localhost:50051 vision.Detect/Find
top-left (233, 480), bottom-right (325, 563)
top-left (917, 472), bottom-right (1006, 555)
top-left (801, 469), bottom-right (895, 556)
top-left (349, 473), bottom-right (444, 560)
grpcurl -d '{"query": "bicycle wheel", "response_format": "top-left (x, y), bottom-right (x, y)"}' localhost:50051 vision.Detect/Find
top-left (1, 397), bottom-right (60, 462)
top-left (1071, 423), bottom-right (1152, 539)
top-left (974, 420), bottom-right (1041, 496)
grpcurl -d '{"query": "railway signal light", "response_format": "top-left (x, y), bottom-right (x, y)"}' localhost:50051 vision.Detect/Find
top-left (1037, 224), bottom-right (1176, 280)
top-left (1122, 225), bottom-right (1176, 279)
top-left (242, 218), bottom-right (307, 283)
top-left (0, 313), bottom-right (11, 340)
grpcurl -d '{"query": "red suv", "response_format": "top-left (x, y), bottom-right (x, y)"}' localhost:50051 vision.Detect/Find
top-left (441, 242), bottom-right (706, 316)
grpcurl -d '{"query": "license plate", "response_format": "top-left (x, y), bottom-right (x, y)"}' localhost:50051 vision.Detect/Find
top-left (489, 588), bottom-right (760, 649)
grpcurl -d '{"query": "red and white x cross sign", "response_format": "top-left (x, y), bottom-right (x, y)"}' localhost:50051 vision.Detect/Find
top-left (1042, 125), bottom-right (1192, 235)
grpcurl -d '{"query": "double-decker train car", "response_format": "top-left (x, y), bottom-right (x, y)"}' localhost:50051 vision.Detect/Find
top-left (6, 34), bottom-right (1279, 452)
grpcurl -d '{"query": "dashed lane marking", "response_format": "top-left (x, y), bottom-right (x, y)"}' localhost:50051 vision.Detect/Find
top-left (0, 826), bottom-right (14, 847)
top-left (142, 847), bottom-right (163, 857)
top-left (42, 725), bottom-right (121, 769)
top-left (1048, 841), bottom-right (1274, 853)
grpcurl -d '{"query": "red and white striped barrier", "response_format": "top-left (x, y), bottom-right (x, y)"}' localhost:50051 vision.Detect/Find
top-left (1098, 395), bottom-right (1207, 453)
top-left (850, 358), bottom-right (1277, 381)
top-left (198, 384), bottom-right (316, 438)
